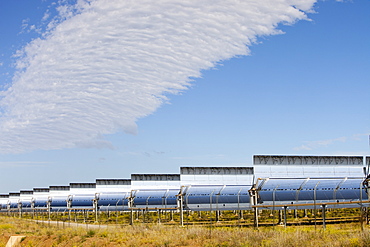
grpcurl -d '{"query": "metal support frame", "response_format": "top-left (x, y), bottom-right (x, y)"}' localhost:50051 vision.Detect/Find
top-left (360, 181), bottom-right (364, 230)
top-left (17, 201), bottom-right (22, 218)
top-left (283, 205), bottom-right (288, 228)
top-left (96, 193), bottom-right (100, 222)
top-left (115, 200), bottom-right (120, 224)
top-left (31, 199), bottom-right (35, 219)
top-left (321, 204), bottom-right (326, 230)
top-left (209, 190), bottom-right (215, 228)
top-left (216, 185), bottom-right (225, 223)
top-left (363, 175), bottom-right (370, 226)
top-left (67, 195), bottom-right (72, 222)
top-left (272, 186), bottom-right (278, 225)
top-left (249, 179), bottom-right (260, 228)
top-left (47, 198), bottom-right (51, 221)
top-left (237, 188), bottom-right (242, 225)
top-left (177, 186), bottom-right (188, 227)
top-left (179, 194), bottom-right (184, 227)
top-left (7, 202), bottom-right (10, 216)
top-left (128, 190), bottom-right (136, 226)
top-left (313, 182), bottom-right (320, 230)
top-left (93, 194), bottom-right (99, 223)
top-left (130, 208), bottom-right (134, 225)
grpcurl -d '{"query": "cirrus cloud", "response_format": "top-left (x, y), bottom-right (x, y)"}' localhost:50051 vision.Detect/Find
top-left (0, 0), bottom-right (317, 153)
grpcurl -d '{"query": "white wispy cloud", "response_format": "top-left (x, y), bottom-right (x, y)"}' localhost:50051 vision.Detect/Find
top-left (0, 0), bottom-right (317, 153)
top-left (294, 137), bottom-right (347, 151)
top-left (294, 133), bottom-right (369, 151)
top-left (0, 161), bottom-right (50, 167)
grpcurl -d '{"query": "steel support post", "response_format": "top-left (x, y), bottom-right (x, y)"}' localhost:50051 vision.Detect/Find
top-left (283, 206), bottom-right (288, 228)
top-left (360, 181), bottom-right (364, 230)
top-left (249, 182), bottom-right (260, 229)
top-left (251, 190), bottom-right (259, 228)
top-left (273, 186), bottom-right (278, 225)
top-left (115, 201), bottom-right (119, 224)
top-left (322, 204), bottom-right (326, 230)
top-left (128, 191), bottom-right (135, 226)
top-left (237, 189), bottom-right (241, 224)
top-left (68, 208), bottom-right (72, 221)
top-left (216, 194), bottom-right (220, 223)
top-left (18, 202), bottom-right (22, 218)
top-left (31, 201), bottom-right (35, 219)
top-left (129, 209), bottom-right (133, 225)
top-left (254, 207), bottom-right (259, 228)
top-left (179, 195), bottom-right (184, 227)
top-left (130, 208), bottom-right (133, 225)
top-left (314, 182), bottom-right (319, 230)
top-left (142, 209), bottom-right (146, 224)
top-left (366, 176), bottom-right (370, 225)
top-left (47, 200), bottom-right (51, 221)
top-left (94, 200), bottom-right (98, 223)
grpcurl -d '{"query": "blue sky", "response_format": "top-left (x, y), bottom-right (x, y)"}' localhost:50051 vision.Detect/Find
top-left (0, 0), bottom-right (369, 193)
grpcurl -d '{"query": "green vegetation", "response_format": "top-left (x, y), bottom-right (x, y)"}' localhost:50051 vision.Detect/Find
top-left (0, 208), bottom-right (369, 246)
top-left (7, 207), bottom-right (367, 226)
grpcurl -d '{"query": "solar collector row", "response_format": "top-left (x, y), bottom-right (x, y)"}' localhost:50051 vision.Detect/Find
top-left (1, 155), bottom-right (370, 211)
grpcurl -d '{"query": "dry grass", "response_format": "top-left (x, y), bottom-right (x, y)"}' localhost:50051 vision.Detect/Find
top-left (1, 216), bottom-right (370, 246)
